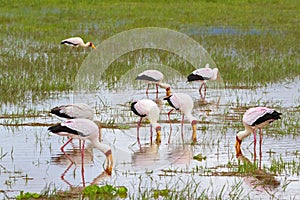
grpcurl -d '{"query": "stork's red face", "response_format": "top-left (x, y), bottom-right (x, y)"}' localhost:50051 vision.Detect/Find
top-left (90, 43), bottom-right (96, 49)
top-left (166, 87), bottom-right (171, 97)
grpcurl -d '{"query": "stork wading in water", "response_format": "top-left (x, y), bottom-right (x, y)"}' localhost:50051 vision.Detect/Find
top-left (61, 37), bottom-right (96, 49)
top-left (50, 103), bottom-right (94, 120)
top-left (50, 103), bottom-right (96, 146)
top-left (135, 70), bottom-right (171, 97)
top-left (236, 107), bottom-right (282, 160)
top-left (187, 64), bottom-right (220, 99)
top-left (131, 99), bottom-right (161, 145)
top-left (48, 118), bottom-right (113, 186)
top-left (163, 93), bottom-right (197, 143)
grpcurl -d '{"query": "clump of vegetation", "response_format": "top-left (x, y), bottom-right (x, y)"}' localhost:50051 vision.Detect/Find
top-left (153, 189), bottom-right (170, 199)
top-left (14, 185), bottom-right (128, 199)
top-left (16, 191), bottom-right (41, 199)
top-left (193, 153), bottom-right (207, 162)
top-left (82, 184), bottom-right (128, 199)
top-left (270, 156), bottom-right (300, 176)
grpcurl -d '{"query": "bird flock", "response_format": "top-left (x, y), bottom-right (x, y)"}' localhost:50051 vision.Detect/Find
top-left (50, 37), bottom-right (282, 180)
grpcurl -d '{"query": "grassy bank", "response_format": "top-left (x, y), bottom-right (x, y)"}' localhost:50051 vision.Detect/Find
top-left (0, 0), bottom-right (299, 104)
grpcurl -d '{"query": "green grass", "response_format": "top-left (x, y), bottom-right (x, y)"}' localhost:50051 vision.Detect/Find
top-left (0, 0), bottom-right (299, 104)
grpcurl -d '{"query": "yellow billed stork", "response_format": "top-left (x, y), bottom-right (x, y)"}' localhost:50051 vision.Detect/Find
top-left (236, 107), bottom-right (282, 158)
top-left (131, 99), bottom-right (161, 145)
top-left (50, 103), bottom-right (94, 120)
top-left (187, 64), bottom-right (220, 98)
top-left (163, 93), bottom-right (197, 143)
top-left (136, 70), bottom-right (169, 95)
top-left (48, 118), bottom-right (113, 175)
top-left (61, 37), bottom-right (96, 49)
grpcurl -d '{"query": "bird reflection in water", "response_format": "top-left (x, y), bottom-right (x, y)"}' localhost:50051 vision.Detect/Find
top-left (167, 144), bottom-right (193, 166)
top-left (51, 143), bottom-right (111, 187)
top-left (131, 143), bottom-right (160, 170)
top-left (235, 150), bottom-right (280, 192)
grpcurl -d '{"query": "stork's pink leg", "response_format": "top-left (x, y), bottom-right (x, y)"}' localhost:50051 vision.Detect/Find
top-left (137, 117), bottom-right (143, 145)
top-left (259, 128), bottom-right (263, 169)
top-left (167, 109), bottom-right (174, 144)
top-left (150, 124), bottom-right (153, 145)
top-left (146, 83), bottom-right (150, 94)
top-left (253, 129), bottom-right (257, 161)
top-left (203, 82), bottom-right (207, 98)
top-left (60, 138), bottom-right (75, 163)
top-left (156, 83), bottom-right (159, 94)
top-left (81, 140), bottom-right (85, 166)
top-left (81, 140), bottom-right (86, 187)
top-left (60, 162), bottom-right (74, 186)
top-left (181, 114), bottom-right (185, 142)
top-left (199, 82), bottom-right (204, 96)
top-left (199, 82), bottom-right (207, 99)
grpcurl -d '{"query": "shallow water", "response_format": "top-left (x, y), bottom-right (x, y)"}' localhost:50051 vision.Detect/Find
top-left (0, 78), bottom-right (299, 199)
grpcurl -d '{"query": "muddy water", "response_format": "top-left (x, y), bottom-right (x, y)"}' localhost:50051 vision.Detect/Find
top-left (0, 78), bottom-right (299, 199)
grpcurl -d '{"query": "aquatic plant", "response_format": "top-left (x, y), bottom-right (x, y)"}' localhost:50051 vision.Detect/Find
top-left (16, 191), bottom-right (40, 200)
top-left (83, 184), bottom-right (128, 199)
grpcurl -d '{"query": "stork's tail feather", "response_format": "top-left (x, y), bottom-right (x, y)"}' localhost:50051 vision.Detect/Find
top-left (272, 111), bottom-right (282, 120)
top-left (135, 75), bottom-right (157, 82)
top-left (48, 123), bottom-right (63, 133)
top-left (187, 74), bottom-right (205, 82)
top-left (61, 41), bottom-right (77, 46)
top-left (130, 102), bottom-right (147, 117)
top-left (48, 123), bottom-right (80, 136)
top-left (50, 107), bottom-right (73, 119)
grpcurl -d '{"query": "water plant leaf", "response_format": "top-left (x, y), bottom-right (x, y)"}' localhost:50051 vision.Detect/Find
top-left (193, 153), bottom-right (207, 162)
top-left (83, 184), bottom-right (127, 199)
top-left (16, 191), bottom-right (41, 199)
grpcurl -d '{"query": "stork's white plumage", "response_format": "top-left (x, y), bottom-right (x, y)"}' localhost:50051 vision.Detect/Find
top-left (50, 103), bottom-right (94, 120)
top-left (135, 70), bottom-right (166, 95)
top-left (163, 93), bottom-right (197, 143)
top-left (187, 64), bottom-right (219, 98)
top-left (48, 118), bottom-right (113, 174)
top-left (131, 99), bottom-right (161, 144)
top-left (236, 107), bottom-right (282, 157)
top-left (61, 37), bottom-right (96, 49)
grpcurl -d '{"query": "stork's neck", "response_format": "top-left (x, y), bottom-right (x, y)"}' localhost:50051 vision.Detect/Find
top-left (157, 82), bottom-right (170, 89)
top-left (236, 126), bottom-right (253, 141)
top-left (185, 113), bottom-right (197, 123)
top-left (82, 42), bottom-right (91, 48)
top-left (158, 82), bottom-right (172, 97)
top-left (151, 122), bottom-right (160, 130)
top-left (212, 68), bottom-right (219, 80)
top-left (91, 139), bottom-right (111, 155)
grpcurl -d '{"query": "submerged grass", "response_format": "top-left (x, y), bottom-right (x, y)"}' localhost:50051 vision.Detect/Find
top-left (0, 0), bottom-right (299, 105)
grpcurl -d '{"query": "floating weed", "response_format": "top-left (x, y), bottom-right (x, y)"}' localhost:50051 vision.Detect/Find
top-left (82, 184), bottom-right (128, 199)
top-left (13, 184), bottom-right (128, 199)
top-left (153, 189), bottom-right (170, 199)
top-left (193, 153), bottom-right (207, 162)
top-left (16, 191), bottom-right (41, 200)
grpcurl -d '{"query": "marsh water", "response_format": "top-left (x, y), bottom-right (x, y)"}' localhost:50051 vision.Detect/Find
top-left (0, 76), bottom-right (299, 199)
